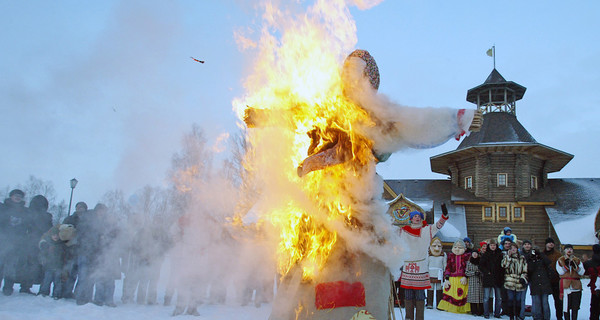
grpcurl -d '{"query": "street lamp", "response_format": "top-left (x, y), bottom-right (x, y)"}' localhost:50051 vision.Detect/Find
top-left (67, 178), bottom-right (78, 216)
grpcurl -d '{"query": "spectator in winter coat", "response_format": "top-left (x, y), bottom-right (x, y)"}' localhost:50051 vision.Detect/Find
top-left (0, 189), bottom-right (34, 295)
top-left (518, 239), bottom-right (533, 320)
top-left (74, 203), bottom-right (103, 305)
top-left (501, 242), bottom-right (528, 320)
top-left (438, 239), bottom-right (471, 314)
top-left (583, 244), bottom-right (600, 320)
top-left (38, 224), bottom-right (73, 298)
top-left (464, 237), bottom-right (474, 254)
top-left (480, 238), bottom-right (504, 318)
top-left (92, 204), bottom-right (120, 307)
top-left (465, 250), bottom-right (484, 316)
top-left (556, 244), bottom-right (584, 320)
top-left (527, 246), bottom-right (553, 320)
top-left (61, 201), bottom-right (88, 299)
top-left (26, 195), bottom-right (53, 289)
top-left (497, 227), bottom-right (518, 248)
top-left (543, 237), bottom-right (563, 320)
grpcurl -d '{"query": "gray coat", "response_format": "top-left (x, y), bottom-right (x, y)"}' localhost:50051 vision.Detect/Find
top-left (465, 260), bottom-right (484, 303)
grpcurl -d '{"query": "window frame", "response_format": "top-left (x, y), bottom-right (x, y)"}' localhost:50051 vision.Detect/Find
top-left (497, 173), bottom-right (508, 187)
top-left (530, 175), bottom-right (538, 190)
top-left (465, 176), bottom-right (473, 189)
top-left (482, 206), bottom-right (494, 222)
top-left (512, 206), bottom-right (525, 222)
top-left (496, 204), bottom-right (510, 222)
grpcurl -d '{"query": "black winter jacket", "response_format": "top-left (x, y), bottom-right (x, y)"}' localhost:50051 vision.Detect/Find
top-left (480, 247), bottom-right (504, 288)
top-left (527, 253), bottom-right (553, 295)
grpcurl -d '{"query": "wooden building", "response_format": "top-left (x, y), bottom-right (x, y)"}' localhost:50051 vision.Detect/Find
top-left (383, 68), bottom-right (600, 251)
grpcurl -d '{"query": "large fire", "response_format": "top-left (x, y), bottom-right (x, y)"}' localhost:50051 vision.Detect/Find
top-left (233, 1), bottom-right (381, 281)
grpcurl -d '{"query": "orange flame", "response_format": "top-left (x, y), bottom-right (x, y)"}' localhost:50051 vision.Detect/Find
top-left (234, 1), bottom-right (377, 281)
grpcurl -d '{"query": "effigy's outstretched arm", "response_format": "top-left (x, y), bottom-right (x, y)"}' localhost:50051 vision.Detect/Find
top-left (355, 93), bottom-right (481, 156)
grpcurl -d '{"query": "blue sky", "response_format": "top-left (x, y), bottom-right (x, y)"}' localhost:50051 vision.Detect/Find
top-left (2, 0), bottom-right (599, 206)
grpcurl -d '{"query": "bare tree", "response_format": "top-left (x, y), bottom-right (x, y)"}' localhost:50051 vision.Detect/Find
top-left (51, 200), bottom-right (68, 225)
top-left (167, 123), bottom-right (214, 212)
top-left (14, 175), bottom-right (57, 204)
top-left (101, 189), bottom-right (132, 220)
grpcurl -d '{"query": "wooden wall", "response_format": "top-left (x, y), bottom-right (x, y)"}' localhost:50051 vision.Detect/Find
top-left (464, 205), bottom-right (559, 249)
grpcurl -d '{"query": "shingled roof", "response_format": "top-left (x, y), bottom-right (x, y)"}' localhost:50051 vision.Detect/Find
top-left (466, 69), bottom-right (527, 104)
top-left (430, 112), bottom-right (573, 174)
top-left (457, 112), bottom-right (536, 149)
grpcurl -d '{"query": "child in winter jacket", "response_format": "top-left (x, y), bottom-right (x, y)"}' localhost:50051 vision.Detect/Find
top-left (38, 225), bottom-right (72, 299)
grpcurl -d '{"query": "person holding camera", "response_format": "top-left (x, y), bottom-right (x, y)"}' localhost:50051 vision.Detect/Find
top-left (527, 246), bottom-right (552, 320)
top-left (556, 244), bottom-right (584, 320)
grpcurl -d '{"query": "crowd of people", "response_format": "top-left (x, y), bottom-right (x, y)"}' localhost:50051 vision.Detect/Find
top-left (0, 189), bottom-right (264, 317)
top-left (419, 230), bottom-right (600, 320)
top-left (395, 207), bottom-right (600, 320)
top-left (2, 189), bottom-right (600, 320)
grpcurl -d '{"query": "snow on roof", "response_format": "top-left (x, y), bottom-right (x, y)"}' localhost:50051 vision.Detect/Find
top-left (546, 178), bottom-right (600, 245)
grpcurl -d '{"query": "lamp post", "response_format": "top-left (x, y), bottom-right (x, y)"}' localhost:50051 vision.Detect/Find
top-left (67, 178), bottom-right (78, 216)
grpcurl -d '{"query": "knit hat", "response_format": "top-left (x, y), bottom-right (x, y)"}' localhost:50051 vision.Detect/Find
top-left (463, 237), bottom-right (472, 243)
top-left (563, 244), bottom-right (573, 250)
top-left (409, 211), bottom-right (424, 220)
top-left (545, 237), bottom-right (555, 244)
top-left (488, 238), bottom-right (497, 245)
top-left (9, 189), bottom-right (24, 198)
top-left (522, 239), bottom-right (532, 246)
top-left (479, 241), bottom-right (488, 247)
top-left (593, 244), bottom-right (600, 254)
top-left (503, 226), bottom-right (512, 234)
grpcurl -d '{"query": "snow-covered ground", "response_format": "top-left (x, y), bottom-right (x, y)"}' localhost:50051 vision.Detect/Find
top-left (0, 278), bottom-right (592, 320)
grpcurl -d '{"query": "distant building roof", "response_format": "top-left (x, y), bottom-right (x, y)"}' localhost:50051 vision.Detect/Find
top-left (545, 178), bottom-right (600, 245)
top-left (430, 112), bottom-right (573, 175)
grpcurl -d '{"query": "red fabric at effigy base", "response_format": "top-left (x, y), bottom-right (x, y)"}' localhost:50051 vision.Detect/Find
top-left (315, 281), bottom-right (366, 309)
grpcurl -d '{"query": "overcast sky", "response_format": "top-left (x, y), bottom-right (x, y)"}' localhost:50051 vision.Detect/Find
top-left (2, 0), bottom-right (599, 207)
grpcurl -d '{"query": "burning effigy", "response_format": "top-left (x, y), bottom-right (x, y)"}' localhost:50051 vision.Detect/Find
top-left (233, 1), bottom-right (481, 319)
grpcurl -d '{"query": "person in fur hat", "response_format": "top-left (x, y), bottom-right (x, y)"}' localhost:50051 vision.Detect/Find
top-left (502, 242), bottom-right (528, 320)
top-left (38, 224), bottom-right (74, 298)
top-left (398, 204), bottom-right (449, 320)
top-left (583, 244), bottom-right (600, 320)
top-left (556, 244), bottom-right (584, 320)
top-left (466, 249), bottom-right (484, 316)
top-left (437, 239), bottom-right (471, 314)
top-left (426, 237), bottom-right (446, 309)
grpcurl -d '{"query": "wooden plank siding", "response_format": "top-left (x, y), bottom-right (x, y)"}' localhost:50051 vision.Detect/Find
top-left (456, 153), bottom-right (548, 202)
top-left (463, 204), bottom-right (559, 249)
